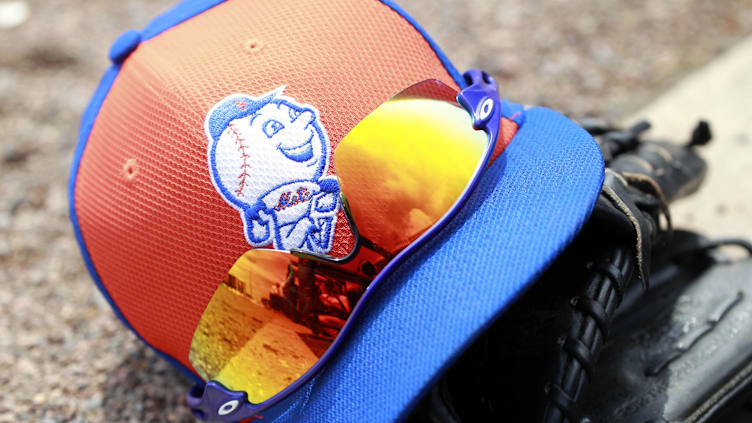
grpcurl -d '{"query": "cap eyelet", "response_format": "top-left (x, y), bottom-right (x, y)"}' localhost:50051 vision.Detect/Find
top-left (123, 159), bottom-right (138, 181)
top-left (244, 39), bottom-right (263, 53)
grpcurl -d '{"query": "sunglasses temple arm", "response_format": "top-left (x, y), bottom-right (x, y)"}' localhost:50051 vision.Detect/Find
top-left (457, 69), bottom-right (502, 158)
top-left (359, 236), bottom-right (396, 261)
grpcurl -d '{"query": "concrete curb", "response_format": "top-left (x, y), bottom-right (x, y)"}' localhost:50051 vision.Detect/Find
top-left (626, 35), bottom-right (752, 241)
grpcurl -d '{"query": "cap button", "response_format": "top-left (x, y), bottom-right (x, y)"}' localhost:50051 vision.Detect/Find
top-left (109, 30), bottom-right (142, 64)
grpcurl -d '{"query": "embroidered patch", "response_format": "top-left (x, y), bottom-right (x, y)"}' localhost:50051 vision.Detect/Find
top-left (205, 87), bottom-right (339, 254)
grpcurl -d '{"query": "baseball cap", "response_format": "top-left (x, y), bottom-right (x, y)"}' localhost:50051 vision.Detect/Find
top-left (69, 0), bottom-right (604, 421)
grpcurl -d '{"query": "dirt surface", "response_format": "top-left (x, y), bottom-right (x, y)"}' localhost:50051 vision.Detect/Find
top-left (1, 0), bottom-right (751, 422)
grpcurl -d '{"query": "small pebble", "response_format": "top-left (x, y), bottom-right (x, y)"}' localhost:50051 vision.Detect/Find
top-left (0, 1), bottom-right (29, 29)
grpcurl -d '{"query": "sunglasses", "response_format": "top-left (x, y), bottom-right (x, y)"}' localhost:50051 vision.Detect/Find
top-left (187, 69), bottom-right (502, 421)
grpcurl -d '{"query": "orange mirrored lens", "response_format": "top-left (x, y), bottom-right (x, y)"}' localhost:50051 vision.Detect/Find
top-left (335, 80), bottom-right (488, 254)
top-left (189, 250), bottom-right (371, 404)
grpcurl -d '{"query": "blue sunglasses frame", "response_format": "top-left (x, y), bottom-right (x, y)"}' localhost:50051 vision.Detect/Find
top-left (186, 69), bottom-right (503, 422)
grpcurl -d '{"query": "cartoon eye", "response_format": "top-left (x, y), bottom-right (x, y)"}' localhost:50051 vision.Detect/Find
top-left (288, 107), bottom-right (302, 121)
top-left (263, 119), bottom-right (284, 138)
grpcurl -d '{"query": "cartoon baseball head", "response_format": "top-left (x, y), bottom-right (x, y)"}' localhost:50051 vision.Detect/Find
top-left (206, 87), bottom-right (340, 253)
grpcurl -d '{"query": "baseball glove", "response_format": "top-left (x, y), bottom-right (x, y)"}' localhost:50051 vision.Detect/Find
top-left (407, 120), bottom-right (752, 423)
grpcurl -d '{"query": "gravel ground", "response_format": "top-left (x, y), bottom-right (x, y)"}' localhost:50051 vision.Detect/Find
top-left (1, 0), bottom-right (751, 422)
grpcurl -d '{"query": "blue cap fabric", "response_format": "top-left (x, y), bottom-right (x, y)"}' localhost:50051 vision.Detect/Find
top-left (108, 30), bottom-right (142, 63)
top-left (273, 105), bottom-right (604, 422)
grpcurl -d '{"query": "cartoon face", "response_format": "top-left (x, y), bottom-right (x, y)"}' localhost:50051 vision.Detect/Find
top-left (253, 100), bottom-right (319, 164)
top-left (205, 87), bottom-right (339, 253)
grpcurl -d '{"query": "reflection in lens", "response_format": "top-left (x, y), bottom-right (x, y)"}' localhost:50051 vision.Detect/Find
top-left (335, 80), bottom-right (488, 254)
top-left (189, 250), bottom-right (371, 404)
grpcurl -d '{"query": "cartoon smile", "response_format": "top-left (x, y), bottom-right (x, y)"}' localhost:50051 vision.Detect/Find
top-left (278, 130), bottom-right (315, 162)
